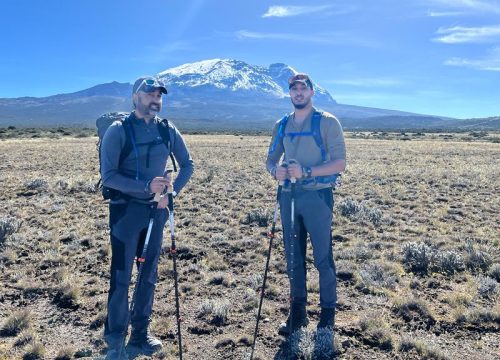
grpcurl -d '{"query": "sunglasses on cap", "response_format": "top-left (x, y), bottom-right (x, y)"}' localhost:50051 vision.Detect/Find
top-left (135, 78), bottom-right (168, 94)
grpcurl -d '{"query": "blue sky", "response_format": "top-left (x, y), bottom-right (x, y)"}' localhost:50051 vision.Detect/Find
top-left (1, 0), bottom-right (499, 119)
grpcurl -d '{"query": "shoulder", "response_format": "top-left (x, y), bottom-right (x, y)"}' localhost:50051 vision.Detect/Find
top-left (157, 117), bottom-right (179, 132)
top-left (317, 111), bottom-right (339, 122)
top-left (317, 111), bottom-right (341, 126)
top-left (105, 120), bottom-right (126, 137)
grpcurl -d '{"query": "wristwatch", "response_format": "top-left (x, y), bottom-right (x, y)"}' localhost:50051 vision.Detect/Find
top-left (303, 166), bottom-right (313, 178)
top-left (144, 180), bottom-right (152, 194)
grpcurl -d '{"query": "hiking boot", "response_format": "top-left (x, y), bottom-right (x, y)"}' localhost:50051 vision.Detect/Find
top-left (104, 336), bottom-right (128, 360)
top-left (127, 330), bottom-right (163, 355)
top-left (105, 348), bottom-right (129, 360)
top-left (317, 307), bottom-right (335, 330)
top-left (278, 303), bottom-right (309, 336)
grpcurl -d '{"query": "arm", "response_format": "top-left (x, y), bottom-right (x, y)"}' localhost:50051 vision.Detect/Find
top-left (314, 115), bottom-right (346, 176)
top-left (170, 126), bottom-right (194, 195)
top-left (265, 121), bottom-right (284, 178)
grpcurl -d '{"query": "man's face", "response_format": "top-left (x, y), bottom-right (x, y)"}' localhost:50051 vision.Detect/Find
top-left (289, 83), bottom-right (314, 110)
top-left (134, 89), bottom-right (163, 117)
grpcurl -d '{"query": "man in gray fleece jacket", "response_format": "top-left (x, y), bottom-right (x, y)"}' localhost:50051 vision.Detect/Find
top-left (100, 76), bottom-right (193, 360)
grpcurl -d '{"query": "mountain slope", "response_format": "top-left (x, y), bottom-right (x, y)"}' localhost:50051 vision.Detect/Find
top-left (0, 58), bottom-right (485, 130)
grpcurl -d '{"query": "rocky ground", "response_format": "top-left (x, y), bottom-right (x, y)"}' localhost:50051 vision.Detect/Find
top-left (0, 133), bottom-right (498, 360)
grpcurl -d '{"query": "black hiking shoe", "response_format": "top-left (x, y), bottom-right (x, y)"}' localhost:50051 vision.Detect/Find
top-left (127, 331), bottom-right (163, 355)
top-left (105, 348), bottom-right (129, 360)
top-left (278, 303), bottom-right (309, 336)
top-left (104, 337), bottom-right (128, 360)
top-left (317, 307), bottom-right (335, 330)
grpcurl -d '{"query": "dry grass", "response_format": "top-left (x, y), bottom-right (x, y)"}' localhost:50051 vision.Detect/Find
top-left (0, 134), bottom-right (498, 359)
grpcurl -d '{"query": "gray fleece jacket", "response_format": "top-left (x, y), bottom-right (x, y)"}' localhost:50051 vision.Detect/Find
top-left (100, 112), bottom-right (193, 201)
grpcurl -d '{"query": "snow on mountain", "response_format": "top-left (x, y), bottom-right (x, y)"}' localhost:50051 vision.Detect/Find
top-left (157, 59), bottom-right (335, 103)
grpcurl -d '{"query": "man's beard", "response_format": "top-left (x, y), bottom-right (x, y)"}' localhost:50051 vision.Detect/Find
top-left (292, 97), bottom-right (310, 110)
top-left (136, 98), bottom-right (161, 117)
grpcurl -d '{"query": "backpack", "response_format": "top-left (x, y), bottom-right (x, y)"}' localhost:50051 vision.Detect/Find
top-left (96, 112), bottom-right (177, 200)
top-left (268, 110), bottom-right (340, 186)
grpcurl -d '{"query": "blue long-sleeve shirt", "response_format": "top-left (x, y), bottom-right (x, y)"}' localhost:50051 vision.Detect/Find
top-left (100, 112), bottom-right (194, 201)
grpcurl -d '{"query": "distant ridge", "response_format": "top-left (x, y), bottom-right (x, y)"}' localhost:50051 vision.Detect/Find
top-left (0, 58), bottom-right (496, 130)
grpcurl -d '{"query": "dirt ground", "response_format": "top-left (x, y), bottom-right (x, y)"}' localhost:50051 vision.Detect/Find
top-left (0, 134), bottom-right (498, 360)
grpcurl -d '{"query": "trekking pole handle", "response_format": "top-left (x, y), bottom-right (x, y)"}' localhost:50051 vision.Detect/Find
top-left (288, 159), bottom-right (297, 184)
top-left (153, 192), bottom-right (162, 202)
top-left (166, 171), bottom-right (174, 213)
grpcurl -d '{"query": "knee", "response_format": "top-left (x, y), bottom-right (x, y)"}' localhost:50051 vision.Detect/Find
top-left (314, 256), bottom-right (335, 273)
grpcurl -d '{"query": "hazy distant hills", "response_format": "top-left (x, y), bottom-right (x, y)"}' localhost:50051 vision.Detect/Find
top-left (0, 59), bottom-right (497, 130)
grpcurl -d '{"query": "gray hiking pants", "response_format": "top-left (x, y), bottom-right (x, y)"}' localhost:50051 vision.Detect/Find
top-left (279, 187), bottom-right (337, 309)
top-left (104, 201), bottom-right (168, 346)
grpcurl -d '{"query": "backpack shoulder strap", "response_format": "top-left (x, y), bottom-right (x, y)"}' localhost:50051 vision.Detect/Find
top-left (268, 114), bottom-right (290, 155)
top-left (311, 111), bottom-right (327, 162)
top-left (119, 115), bottom-right (134, 166)
top-left (157, 118), bottom-right (178, 172)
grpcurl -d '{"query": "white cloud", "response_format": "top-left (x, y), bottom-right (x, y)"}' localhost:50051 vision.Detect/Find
top-left (235, 30), bottom-right (378, 47)
top-left (428, 0), bottom-right (500, 13)
top-left (427, 11), bottom-right (465, 16)
top-left (444, 47), bottom-right (500, 71)
top-left (328, 78), bottom-right (402, 87)
top-left (262, 5), bottom-right (334, 18)
top-left (433, 25), bottom-right (500, 43)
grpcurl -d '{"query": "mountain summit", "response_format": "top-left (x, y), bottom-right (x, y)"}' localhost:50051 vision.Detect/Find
top-left (0, 58), bottom-right (464, 129)
top-left (157, 59), bottom-right (335, 104)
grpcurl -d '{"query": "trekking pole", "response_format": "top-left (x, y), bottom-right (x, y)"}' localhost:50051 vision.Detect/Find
top-left (120, 190), bottom-right (162, 357)
top-left (167, 182), bottom-right (183, 360)
top-left (250, 164), bottom-right (286, 360)
top-left (288, 160), bottom-right (298, 335)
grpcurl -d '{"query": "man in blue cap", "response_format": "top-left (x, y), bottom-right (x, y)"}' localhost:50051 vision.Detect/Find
top-left (266, 73), bottom-right (346, 336)
top-left (100, 76), bottom-right (194, 359)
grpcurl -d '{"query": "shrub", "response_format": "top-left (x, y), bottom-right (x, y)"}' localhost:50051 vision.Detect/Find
top-left (1, 310), bottom-right (31, 336)
top-left (243, 208), bottom-right (271, 227)
top-left (464, 240), bottom-right (492, 273)
top-left (24, 178), bottom-right (48, 190)
top-left (247, 273), bottom-right (264, 290)
top-left (488, 263), bottom-right (500, 282)
top-left (357, 262), bottom-right (399, 291)
top-left (476, 276), bottom-right (497, 299)
top-left (338, 198), bottom-right (384, 226)
top-left (281, 328), bottom-right (336, 360)
top-left (432, 250), bottom-right (465, 275)
top-left (197, 299), bottom-right (231, 326)
top-left (0, 216), bottom-right (22, 245)
top-left (402, 242), bottom-right (435, 274)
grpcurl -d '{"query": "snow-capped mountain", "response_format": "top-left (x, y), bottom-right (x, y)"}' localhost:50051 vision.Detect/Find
top-left (0, 58), bottom-right (461, 129)
top-left (157, 58), bottom-right (335, 103)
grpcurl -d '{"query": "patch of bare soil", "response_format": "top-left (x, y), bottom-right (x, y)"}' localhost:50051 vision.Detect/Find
top-left (0, 135), bottom-right (498, 360)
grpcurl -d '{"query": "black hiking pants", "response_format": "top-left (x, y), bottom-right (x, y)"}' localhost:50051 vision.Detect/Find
top-left (104, 201), bottom-right (168, 347)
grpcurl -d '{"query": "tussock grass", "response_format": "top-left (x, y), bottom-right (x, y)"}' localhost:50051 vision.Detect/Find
top-left (399, 336), bottom-right (449, 359)
top-left (393, 297), bottom-right (435, 323)
top-left (22, 340), bottom-right (45, 360)
top-left (359, 316), bottom-right (394, 350)
top-left (1, 310), bottom-right (32, 336)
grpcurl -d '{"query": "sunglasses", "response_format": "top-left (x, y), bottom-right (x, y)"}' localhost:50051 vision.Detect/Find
top-left (135, 78), bottom-right (167, 94)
